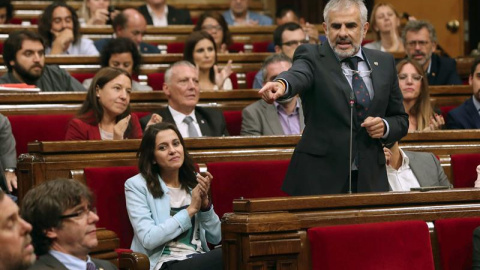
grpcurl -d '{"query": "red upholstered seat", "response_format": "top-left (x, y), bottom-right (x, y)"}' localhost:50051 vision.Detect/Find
top-left (8, 114), bottom-right (73, 155)
top-left (166, 42), bottom-right (185, 53)
top-left (229, 73), bottom-right (238, 89)
top-left (71, 73), bottom-right (96, 83)
top-left (222, 110), bottom-right (242, 136)
top-left (147, 73), bottom-right (165, 91)
top-left (252, 41), bottom-right (270, 53)
top-left (441, 105), bottom-right (457, 122)
top-left (9, 18), bottom-right (23, 24)
top-left (228, 42), bottom-right (245, 53)
top-left (435, 217), bottom-right (480, 270)
top-left (85, 166), bottom-right (139, 248)
top-left (246, 71), bottom-right (258, 89)
top-left (308, 220), bottom-right (434, 270)
top-left (208, 160), bottom-right (289, 219)
top-left (132, 111), bottom-right (150, 120)
top-left (450, 153), bottom-right (480, 187)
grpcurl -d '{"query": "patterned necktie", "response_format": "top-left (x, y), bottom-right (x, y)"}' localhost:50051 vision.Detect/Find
top-left (86, 262), bottom-right (96, 270)
top-left (344, 56), bottom-right (371, 121)
top-left (183, 116), bottom-right (199, 137)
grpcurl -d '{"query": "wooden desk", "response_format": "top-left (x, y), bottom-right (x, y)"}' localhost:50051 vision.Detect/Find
top-left (222, 189), bottom-right (480, 269)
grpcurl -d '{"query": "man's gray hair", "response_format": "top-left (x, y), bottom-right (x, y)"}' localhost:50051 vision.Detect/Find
top-left (323, 0), bottom-right (368, 26)
top-left (402, 20), bottom-right (438, 44)
top-left (164, 61), bottom-right (197, 84)
top-left (261, 54), bottom-right (292, 82)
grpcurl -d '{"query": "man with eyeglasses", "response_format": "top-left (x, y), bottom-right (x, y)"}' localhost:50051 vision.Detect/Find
top-left (259, 0), bottom-right (408, 196)
top-left (21, 179), bottom-right (117, 270)
top-left (253, 22), bottom-right (307, 88)
top-left (402, 20), bottom-right (462, 86)
top-left (446, 58), bottom-right (480, 129)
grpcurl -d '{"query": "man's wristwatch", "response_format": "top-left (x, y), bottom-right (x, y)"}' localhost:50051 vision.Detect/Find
top-left (4, 168), bottom-right (15, 173)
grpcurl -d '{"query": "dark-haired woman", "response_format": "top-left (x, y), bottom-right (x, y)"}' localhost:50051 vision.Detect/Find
top-left (65, 67), bottom-right (143, 140)
top-left (125, 122), bottom-right (222, 270)
top-left (194, 11), bottom-right (232, 54)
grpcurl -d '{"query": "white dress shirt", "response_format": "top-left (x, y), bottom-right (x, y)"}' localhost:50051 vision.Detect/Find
top-left (386, 148), bottom-right (421, 191)
top-left (168, 106), bottom-right (202, 138)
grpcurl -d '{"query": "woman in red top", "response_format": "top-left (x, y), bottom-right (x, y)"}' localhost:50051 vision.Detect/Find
top-left (65, 67), bottom-right (143, 140)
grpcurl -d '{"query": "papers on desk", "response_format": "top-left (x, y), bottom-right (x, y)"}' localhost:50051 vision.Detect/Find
top-left (0, 83), bottom-right (40, 92)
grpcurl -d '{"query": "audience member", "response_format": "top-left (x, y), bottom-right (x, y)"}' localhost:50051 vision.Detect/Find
top-left (396, 59), bottom-right (444, 131)
top-left (65, 67), bottom-right (143, 140)
top-left (194, 12), bottom-right (232, 54)
top-left (140, 61), bottom-right (229, 137)
top-left (402, 20), bottom-right (462, 85)
top-left (38, 1), bottom-right (99, 55)
top-left (0, 114), bottom-right (17, 193)
top-left (473, 226), bottom-right (480, 269)
top-left (223, 0), bottom-right (272, 26)
top-left (0, 190), bottom-right (36, 270)
top-left (21, 179), bottom-right (117, 270)
top-left (94, 8), bottom-right (160, 54)
top-left (275, 5), bottom-right (321, 44)
top-left (0, 0), bottom-right (13, 24)
top-left (242, 54), bottom-right (304, 135)
top-left (79, 0), bottom-right (119, 26)
top-left (384, 142), bottom-right (451, 191)
top-left (86, 38), bottom-right (152, 91)
top-left (364, 3), bottom-right (405, 53)
top-left (125, 122), bottom-right (222, 270)
top-left (253, 22), bottom-right (307, 88)
top-left (183, 31), bottom-right (233, 91)
top-left (446, 58), bottom-right (480, 129)
top-left (0, 30), bottom-right (85, 91)
top-left (138, 0), bottom-right (192, 26)
top-left (475, 165), bottom-right (480, 187)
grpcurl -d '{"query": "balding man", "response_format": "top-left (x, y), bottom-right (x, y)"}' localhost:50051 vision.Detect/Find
top-left (94, 8), bottom-right (160, 54)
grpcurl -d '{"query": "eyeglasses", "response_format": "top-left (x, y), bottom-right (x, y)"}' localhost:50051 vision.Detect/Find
top-left (398, 73), bottom-right (423, 82)
top-left (202, 25), bottom-right (223, 32)
top-left (60, 205), bottom-right (96, 220)
top-left (406, 40), bottom-right (430, 48)
top-left (282, 39), bottom-right (309, 47)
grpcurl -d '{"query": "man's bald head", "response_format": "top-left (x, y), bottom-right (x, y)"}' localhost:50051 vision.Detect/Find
top-left (113, 8), bottom-right (147, 46)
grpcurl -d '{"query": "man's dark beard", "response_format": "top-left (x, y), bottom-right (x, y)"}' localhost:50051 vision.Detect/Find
top-left (12, 62), bottom-right (43, 84)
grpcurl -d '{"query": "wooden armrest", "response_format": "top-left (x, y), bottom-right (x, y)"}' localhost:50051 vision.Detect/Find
top-left (118, 251), bottom-right (150, 270)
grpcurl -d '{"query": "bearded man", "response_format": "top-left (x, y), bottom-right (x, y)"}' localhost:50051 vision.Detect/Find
top-left (259, 0), bottom-right (408, 195)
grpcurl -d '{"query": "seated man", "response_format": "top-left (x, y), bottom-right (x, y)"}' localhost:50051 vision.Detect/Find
top-left (140, 61), bottom-right (229, 137)
top-left (0, 190), bottom-right (36, 270)
top-left (402, 20), bottom-right (462, 85)
top-left (138, 0), bottom-right (191, 26)
top-left (242, 54), bottom-right (304, 135)
top-left (275, 5), bottom-right (324, 45)
top-left (0, 114), bottom-right (17, 194)
top-left (21, 179), bottom-right (117, 270)
top-left (223, 0), bottom-right (272, 26)
top-left (253, 22), bottom-right (307, 88)
top-left (94, 8), bottom-right (160, 54)
top-left (38, 2), bottom-right (99, 55)
top-left (0, 30), bottom-right (85, 91)
top-left (384, 142), bottom-right (451, 191)
top-left (447, 57), bottom-right (480, 129)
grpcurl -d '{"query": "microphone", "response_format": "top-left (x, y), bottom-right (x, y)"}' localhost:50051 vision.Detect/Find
top-left (348, 91), bottom-right (355, 194)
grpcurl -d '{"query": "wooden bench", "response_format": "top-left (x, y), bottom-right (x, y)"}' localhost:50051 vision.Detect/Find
top-left (14, 130), bottom-right (480, 201)
top-left (221, 189), bottom-right (480, 269)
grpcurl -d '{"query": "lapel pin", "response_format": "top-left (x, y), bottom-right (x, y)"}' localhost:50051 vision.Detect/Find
top-left (201, 120), bottom-right (205, 124)
top-left (374, 62), bottom-right (378, 66)
top-left (432, 72), bottom-right (436, 77)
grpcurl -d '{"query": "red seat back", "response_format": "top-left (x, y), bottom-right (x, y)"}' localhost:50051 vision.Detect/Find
top-left (166, 42), bottom-right (185, 53)
top-left (435, 217), bottom-right (480, 270)
top-left (441, 105), bottom-right (457, 121)
top-left (228, 42), bottom-right (245, 53)
top-left (229, 73), bottom-right (238, 89)
top-left (246, 71), bottom-right (258, 89)
top-left (222, 110), bottom-right (242, 136)
top-left (208, 160), bottom-right (289, 219)
top-left (8, 114), bottom-right (73, 155)
top-left (252, 41), bottom-right (270, 53)
top-left (450, 153), bottom-right (480, 187)
top-left (71, 73), bottom-right (96, 83)
top-left (308, 220), bottom-right (434, 270)
top-left (85, 166), bottom-right (139, 248)
top-left (147, 73), bottom-right (165, 91)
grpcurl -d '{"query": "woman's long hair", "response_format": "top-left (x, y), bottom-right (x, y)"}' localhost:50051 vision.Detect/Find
top-left (183, 31), bottom-right (217, 84)
top-left (396, 58), bottom-right (433, 131)
top-left (369, 3), bottom-right (401, 41)
top-left (138, 122), bottom-right (197, 198)
top-left (193, 11), bottom-right (233, 48)
top-left (77, 67), bottom-right (134, 137)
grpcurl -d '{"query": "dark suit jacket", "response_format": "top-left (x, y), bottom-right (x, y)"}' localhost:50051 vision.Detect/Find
top-left (427, 53), bottom-right (463, 85)
top-left (94, 38), bottom-right (160, 54)
top-left (279, 44), bottom-right (409, 195)
top-left (473, 226), bottom-right (480, 270)
top-left (29, 253), bottom-right (117, 270)
top-left (138, 4), bottom-right (192, 25)
top-left (446, 97), bottom-right (480, 129)
top-left (404, 150), bottom-right (451, 187)
top-left (140, 106), bottom-right (229, 136)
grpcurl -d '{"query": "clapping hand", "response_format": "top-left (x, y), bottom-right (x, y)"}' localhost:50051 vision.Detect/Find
top-left (113, 114), bottom-right (131, 140)
top-left (214, 60), bottom-right (233, 90)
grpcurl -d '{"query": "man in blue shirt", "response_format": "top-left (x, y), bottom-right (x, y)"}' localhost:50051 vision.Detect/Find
top-left (223, 0), bottom-right (272, 26)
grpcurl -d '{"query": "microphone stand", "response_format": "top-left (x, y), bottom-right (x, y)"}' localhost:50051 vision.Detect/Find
top-left (349, 91), bottom-right (355, 194)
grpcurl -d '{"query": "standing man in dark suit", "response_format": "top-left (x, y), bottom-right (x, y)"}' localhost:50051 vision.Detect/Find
top-left (21, 179), bottom-right (117, 270)
top-left (402, 20), bottom-right (462, 86)
top-left (259, 0), bottom-right (408, 195)
top-left (446, 58), bottom-right (480, 129)
top-left (138, 0), bottom-right (192, 26)
top-left (140, 61), bottom-right (228, 137)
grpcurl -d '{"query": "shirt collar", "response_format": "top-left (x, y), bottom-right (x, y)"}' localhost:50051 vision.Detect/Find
top-left (472, 95), bottom-right (480, 112)
top-left (168, 106), bottom-right (197, 124)
top-left (146, 4), bottom-right (168, 18)
top-left (49, 250), bottom-right (92, 270)
top-left (273, 99), bottom-right (300, 115)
